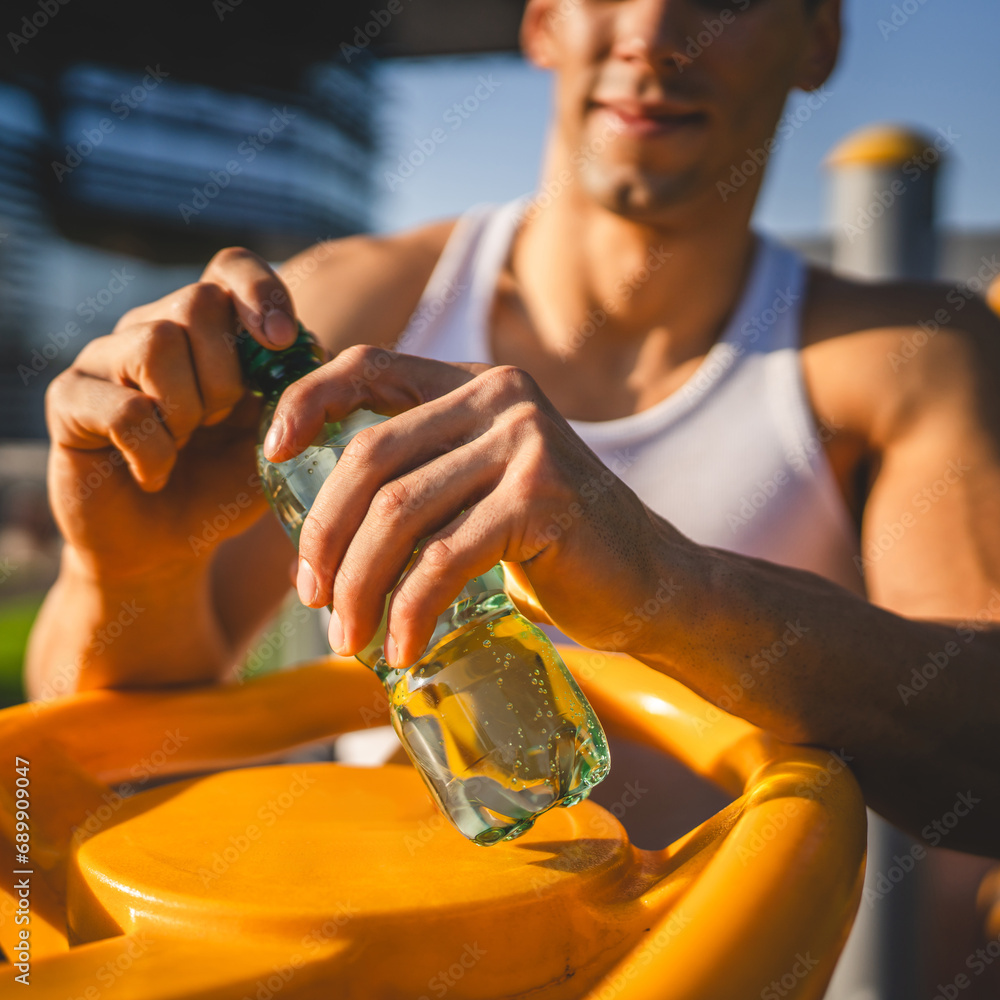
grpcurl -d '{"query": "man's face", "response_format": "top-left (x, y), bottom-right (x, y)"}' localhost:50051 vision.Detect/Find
top-left (524, 0), bottom-right (837, 221)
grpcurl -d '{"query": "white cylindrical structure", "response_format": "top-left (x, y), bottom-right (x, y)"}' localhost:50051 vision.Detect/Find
top-left (828, 124), bottom-right (942, 281)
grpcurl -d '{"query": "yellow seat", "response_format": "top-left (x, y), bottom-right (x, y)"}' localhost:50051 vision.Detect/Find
top-left (0, 649), bottom-right (866, 999)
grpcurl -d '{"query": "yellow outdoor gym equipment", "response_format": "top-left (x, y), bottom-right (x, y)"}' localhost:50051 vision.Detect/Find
top-left (0, 648), bottom-right (866, 998)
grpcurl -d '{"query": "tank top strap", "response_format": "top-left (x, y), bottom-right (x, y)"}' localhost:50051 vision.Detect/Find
top-left (397, 198), bottom-right (529, 362)
top-left (733, 234), bottom-right (809, 355)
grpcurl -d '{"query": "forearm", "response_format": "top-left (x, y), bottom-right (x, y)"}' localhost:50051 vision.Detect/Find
top-left (25, 545), bottom-right (233, 696)
top-left (209, 513), bottom-right (296, 659)
top-left (634, 529), bottom-right (1000, 856)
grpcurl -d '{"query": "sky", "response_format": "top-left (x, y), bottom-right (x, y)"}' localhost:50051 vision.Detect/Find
top-left (371, 0), bottom-right (1000, 238)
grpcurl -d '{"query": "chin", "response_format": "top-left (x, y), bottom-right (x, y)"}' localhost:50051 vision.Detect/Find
top-left (578, 160), bottom-right (702, 221)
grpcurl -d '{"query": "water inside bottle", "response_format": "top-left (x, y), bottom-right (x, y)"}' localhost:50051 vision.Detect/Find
top-left (258, 439), bottom-right (342, 548)
top-left (387, 608), bottom-right (611, 845)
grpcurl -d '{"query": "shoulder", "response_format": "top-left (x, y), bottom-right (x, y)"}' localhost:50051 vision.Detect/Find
top-left (800, 265), bottom-right (1000, 452)
top-left (279, 218), bottom-right (458, 356)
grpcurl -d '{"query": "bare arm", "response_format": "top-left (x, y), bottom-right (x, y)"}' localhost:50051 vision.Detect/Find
top-left (637, 538), bottom-right (999, 856)
top-left (634, 299), bottom-right (1000, 855)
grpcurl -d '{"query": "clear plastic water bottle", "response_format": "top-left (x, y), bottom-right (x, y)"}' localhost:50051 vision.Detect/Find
top-left (238, 326), bottom-right (610, 844)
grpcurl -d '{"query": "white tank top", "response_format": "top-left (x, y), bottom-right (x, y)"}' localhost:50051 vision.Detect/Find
top-left (397, 199), bottom-right (864, 596)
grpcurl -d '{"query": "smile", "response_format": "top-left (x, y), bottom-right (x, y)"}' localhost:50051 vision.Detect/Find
top-left (592, 101), bottom-right (708, 138)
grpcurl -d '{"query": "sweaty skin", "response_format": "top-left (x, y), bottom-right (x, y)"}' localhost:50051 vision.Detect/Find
top-left (26, 0), bottom-right (1000, 856)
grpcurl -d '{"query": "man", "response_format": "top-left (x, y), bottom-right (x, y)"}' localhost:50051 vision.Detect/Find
top-left (26, 0), bottom-right (1000, 858)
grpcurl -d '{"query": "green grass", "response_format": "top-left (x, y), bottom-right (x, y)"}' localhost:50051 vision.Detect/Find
top-left (0, 596), bottom-right (41, 708)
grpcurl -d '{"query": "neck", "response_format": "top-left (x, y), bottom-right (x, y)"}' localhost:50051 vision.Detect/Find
top-left (510, 142), bottom-right (763, 371)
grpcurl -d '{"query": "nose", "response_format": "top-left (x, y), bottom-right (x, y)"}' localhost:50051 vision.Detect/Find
top-left (610, 0), bottom-right (687, 71)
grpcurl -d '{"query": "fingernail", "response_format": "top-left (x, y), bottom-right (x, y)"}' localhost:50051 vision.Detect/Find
top-left (296, 559), bottom-right (318, 606)
top-left (263, 419), bottom-right (285, 460)
top-left (264, 310), bottom-right (296, 347)
top-left (328, 610), bottom-right (345, 653)
top-left (384, 633), bottom-right (398, 668)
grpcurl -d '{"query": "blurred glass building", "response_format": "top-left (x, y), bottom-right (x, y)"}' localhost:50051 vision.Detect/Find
top-left (0, 0), bottom-right (528, 438)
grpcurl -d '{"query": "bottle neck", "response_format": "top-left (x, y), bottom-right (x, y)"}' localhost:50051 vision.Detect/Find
top-left (236, 325), bottom-right (324, 404)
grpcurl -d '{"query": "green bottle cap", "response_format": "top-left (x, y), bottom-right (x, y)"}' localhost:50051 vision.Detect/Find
top-left (236, 322), bottom-right (325, 401)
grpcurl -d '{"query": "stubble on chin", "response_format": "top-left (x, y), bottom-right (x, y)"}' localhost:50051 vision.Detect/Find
top-left (579, 160), bottom-right (699, 222)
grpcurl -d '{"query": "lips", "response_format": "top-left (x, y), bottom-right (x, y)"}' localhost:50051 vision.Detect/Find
top-left (593, 100), bottom-right (707, 137)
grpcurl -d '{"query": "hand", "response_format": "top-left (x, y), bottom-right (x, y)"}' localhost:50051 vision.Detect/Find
top-left (266, 346), bottom-right (674, 667)
top-left (46, 247), bottom-right (297, 584)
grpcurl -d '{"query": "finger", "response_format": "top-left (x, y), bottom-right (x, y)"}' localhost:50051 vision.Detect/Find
top-left (385, 499), bottom-right (515, 670)
top-left (47, 370), bottom-right (178, 490)
top-left (296, 391), bottom-right (490, 609)
top-left (201, 246), bottom-right (297, 348)
top-left (82, 289), bottom-right (249, 436)
top-left (267, 345), bottom-right (490, 463)
top-left (77, 322), bottom-right (204, 447)
top-left (158, 282), bottom-right (248, 424)
top-left (321, 438), bottom-right (502, 655)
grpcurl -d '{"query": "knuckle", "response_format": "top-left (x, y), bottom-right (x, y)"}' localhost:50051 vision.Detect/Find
top-left (493, 364), bottom-right (535, 390)
top-left (342, 424), bottom-right (383, 469)
top-left (114, 306), bottom-right (141, 331)
top-left (371, 481), bottom-right (410, 523)
top-left (420, 536), bottom-right (456, 573)
top-left (337, 343), bottom-right (377, 368)
top-left (111, 394), bottom-right (159, 436)
top-left (209, 245), bottom-right (254, 269)
top-left (44, 369), bottom-right (72, 413)
top-left (479, 364), bottom-right (538, 401)
top-left (137, 319), bottom-right (185, 356)
top-left (507, 399), bottom-right (545, 434)
top-left (73, 336), bottom-right (106, 369)
top-left (182, 280), bottom-right (230, 315)
top-left (343, 343), bottom-right (395, 371)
